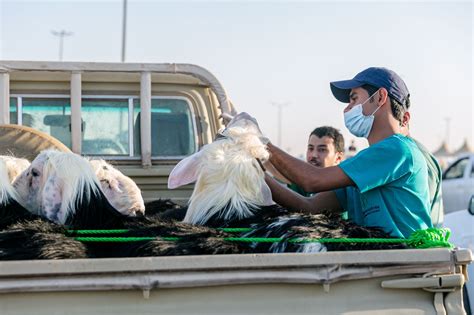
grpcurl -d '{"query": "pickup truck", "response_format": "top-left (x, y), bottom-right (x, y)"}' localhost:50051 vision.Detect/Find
top-left (443, 154), bottom-right (474, 214)
top-left (0, 60), bottom-right (472, 315)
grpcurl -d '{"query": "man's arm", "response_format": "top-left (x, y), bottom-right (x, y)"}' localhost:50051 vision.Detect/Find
top-left (265, 174), bottom-right (344, 214)
top-left (267, 143), bottom-right (354, 193)
top-left (263, 160), bottom-right (291, 184)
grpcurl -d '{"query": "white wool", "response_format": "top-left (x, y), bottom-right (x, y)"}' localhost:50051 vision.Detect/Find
top-left (183, 126), bottom-right (270, 225)
top-left (0, 155), bottom-right (30, 183)
top-left (0, 160), bottom-right (18, 205)
top-left (41, 150), bottom-right (100, 218)
top-left (89, 159), bottom-right (145, 216)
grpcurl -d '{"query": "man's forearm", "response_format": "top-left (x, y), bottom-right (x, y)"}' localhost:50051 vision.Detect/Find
top-left (265, 174), bottom-right (316, 213)
top-left (267, 143), bottom-right (321, 192)
top-left (266, 143), bottom-right (354, 193)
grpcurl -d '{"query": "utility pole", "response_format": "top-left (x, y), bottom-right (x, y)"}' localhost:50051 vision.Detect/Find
top-left (271, 101), bottom-right (289, 147)
top-left (51, 30), bottom-right (73, 61)
top-left (121, 0), bottom-right (128, 62)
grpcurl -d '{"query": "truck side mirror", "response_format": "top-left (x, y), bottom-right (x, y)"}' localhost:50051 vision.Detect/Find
top-left (468, 195), bottom-right (474, 216)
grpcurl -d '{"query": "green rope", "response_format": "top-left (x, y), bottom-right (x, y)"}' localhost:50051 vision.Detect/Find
top-left (220, 227), bottom-right (253, 233)
top-left (74, 236), bottom-right (180, 242)
top-left (72, 228), bottom-right (453, 249)
top-left (66, 229), bottom-right (130, 235)
top-left (405, 228), bottom-right (452, 249)
top-left (67, 227), bottom-right (253, 235)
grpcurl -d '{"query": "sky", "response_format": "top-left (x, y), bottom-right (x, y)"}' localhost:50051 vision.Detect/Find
top-left (1, 0), bottom-right (472, 157)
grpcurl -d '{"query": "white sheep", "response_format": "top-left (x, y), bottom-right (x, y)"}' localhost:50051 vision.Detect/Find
top-left (89, 159), bottom-right (145, 217)
top-left (13, 150), bottom-right (102, 224)
top-left (169, 120), bottom-right (274, 225)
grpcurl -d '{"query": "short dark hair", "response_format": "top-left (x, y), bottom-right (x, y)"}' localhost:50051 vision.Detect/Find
top-left (309, 126), bottom-right (345, 153)
top-left (361, 84), bottom-right (410, 125)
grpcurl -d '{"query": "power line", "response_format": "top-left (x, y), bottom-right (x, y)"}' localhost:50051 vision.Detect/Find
top-left (51, 30), bottom-right (73, 61)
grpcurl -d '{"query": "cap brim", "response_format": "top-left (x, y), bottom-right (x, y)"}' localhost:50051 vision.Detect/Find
top-left (330, 79), bottom-right (364, 103)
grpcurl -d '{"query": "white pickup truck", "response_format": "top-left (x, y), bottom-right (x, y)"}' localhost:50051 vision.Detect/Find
top-left (0, 61), bottom-right (472, 315)
top-left (443, 154), bottom-right (474, 214)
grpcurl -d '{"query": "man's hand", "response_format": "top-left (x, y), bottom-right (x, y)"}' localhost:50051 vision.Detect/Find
top-left (226, 112), bottom-right (270, 145)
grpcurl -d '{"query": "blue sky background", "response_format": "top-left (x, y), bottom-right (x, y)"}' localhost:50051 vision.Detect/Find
top-left (1, 0), bottom-right (472, 156)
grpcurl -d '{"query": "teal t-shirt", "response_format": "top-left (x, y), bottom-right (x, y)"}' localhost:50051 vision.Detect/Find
top-left (335, 134), bottom-right (433, 238)
top-left (410, 138), bottom-right (444, 227)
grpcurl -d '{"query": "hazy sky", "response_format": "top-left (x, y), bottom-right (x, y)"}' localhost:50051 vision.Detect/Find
top-left (1, 0), bottom-right (472, 156)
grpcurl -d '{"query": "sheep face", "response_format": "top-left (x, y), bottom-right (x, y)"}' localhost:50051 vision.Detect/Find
top-left (90, 159), bottom-right (145, 216)
top-left (168, 124), bottom-right (274, 225)
top-left (13, 150), bottom-right (100, 224)
top-left (12, 152), bottom-right (49, 217)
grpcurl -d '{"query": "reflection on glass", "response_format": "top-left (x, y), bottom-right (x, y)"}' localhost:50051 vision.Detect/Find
top-left (82, 99), bottom-right (129, 156)
top-left (9, 97), bottom-right (17, 124)
top-left (22, 98), bottom-right (72, 148)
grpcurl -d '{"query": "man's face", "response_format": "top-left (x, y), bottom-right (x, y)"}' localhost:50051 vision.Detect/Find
top-left (344, 87), bottom-right (379, 115)
top-left (306, 135), bottom-right (343, 168)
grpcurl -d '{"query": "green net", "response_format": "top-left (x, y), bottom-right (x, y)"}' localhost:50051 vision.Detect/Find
top-left (67, 227), bottom-right (453, 249)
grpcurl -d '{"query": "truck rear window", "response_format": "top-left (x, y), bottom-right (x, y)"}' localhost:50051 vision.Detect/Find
top-left (9, 95), bottom-right (196, 158)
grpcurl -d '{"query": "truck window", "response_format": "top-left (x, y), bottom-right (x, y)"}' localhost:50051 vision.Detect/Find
top-left (9, 97), bottom-right (17, 124)
top-left (22, 98), bottom-right (72, 148)
top-left (133, 98), bottom-right (196, 158)
top-left (443, 157), bottom-right (469, 180)
top-left (8, 95), bottom-right (197, 158)
top-left (82, 98), bottom-right (130, 156)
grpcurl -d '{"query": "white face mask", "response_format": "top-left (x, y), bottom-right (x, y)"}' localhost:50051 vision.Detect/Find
top-left (344, 90), bottom-right (382, 138)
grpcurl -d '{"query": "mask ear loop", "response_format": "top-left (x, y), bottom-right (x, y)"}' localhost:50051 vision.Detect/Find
top-left (367, 89), bottom-right (383, 116)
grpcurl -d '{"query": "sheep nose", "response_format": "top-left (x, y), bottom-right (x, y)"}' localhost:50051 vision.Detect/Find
top-left (135, 211), bottom-right (145, 217)
top-left (129, 208), bottom-right (145, 217)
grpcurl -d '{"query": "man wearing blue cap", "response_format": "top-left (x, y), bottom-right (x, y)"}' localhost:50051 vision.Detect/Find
top-left (243, 67), bottom-right (436, 238)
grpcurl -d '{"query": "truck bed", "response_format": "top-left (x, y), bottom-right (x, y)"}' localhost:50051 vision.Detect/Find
top-left (0, 248), bottom-right (471, 315)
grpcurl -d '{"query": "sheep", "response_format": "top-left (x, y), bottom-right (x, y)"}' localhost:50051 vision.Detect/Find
top-left (13, 150), bottom-right (125, 229)
top-left (6, 150), bottom-right (244, 259)
top-left (0, 219), bottom-right (89, 260)
top-left (168, 117), bottom-right (404, 253)
top-left (168, 121), bottom-right (274, 225)
top-left (89, 159), bottom-right (145, 217)
top-left (0, 159), bottom-right (38, 230)
top-left (0, 155), bottom-right (31, 183)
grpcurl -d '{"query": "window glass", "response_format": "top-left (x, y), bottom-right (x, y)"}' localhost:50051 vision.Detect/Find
top-left (82, 99), bottom-right (129, 156)
top-left (9, 97), bottom-right (17, 124)
top-left (22, 98), bottom-right (72, 148)
top-left (443, 157), bottom-right (469, 180)
top-left (133, 98), bottom-right (196, 157)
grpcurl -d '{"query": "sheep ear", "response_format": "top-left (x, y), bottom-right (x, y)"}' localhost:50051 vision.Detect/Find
top-left (41, 175), bottom-right (63, 223)
top-left (261, 182), bottom-right (275, 206)
top-left (168, 151), bottom-right (203, 189)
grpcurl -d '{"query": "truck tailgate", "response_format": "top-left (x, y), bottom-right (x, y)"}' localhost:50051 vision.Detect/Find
top-left (0, 248), bottom-right (471, 315)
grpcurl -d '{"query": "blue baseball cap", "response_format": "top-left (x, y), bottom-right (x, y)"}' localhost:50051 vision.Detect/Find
top-left (330, 67), bottom-right (410, 107)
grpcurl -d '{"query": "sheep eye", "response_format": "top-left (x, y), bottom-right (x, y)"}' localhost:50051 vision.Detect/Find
top-left (31, 169), bottom-right (40, 177)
